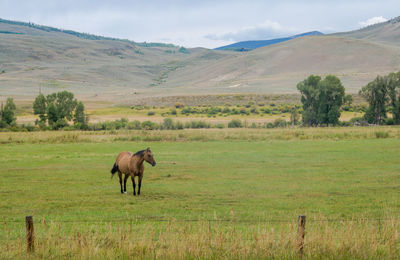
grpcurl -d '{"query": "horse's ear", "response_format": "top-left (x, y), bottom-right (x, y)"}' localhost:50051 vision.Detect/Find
top-left (146, 147), bottom-right (151, 151)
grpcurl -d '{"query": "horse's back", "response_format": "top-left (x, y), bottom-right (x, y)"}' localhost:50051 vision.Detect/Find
top-left (115, 151), bottom-right (133, 174)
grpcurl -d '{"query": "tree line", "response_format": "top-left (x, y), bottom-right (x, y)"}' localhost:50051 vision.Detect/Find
top-left (297, 72), bottom-right (400, 126)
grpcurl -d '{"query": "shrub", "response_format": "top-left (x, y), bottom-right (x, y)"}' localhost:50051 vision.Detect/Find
top-left (187, 120), bottom-right (210, 129)
top-left (266, 122), bottom-right (274, 128)
top-left (273, 119), bottom-right (287, 128)
top-left (174, 102), bottom-right (184, 108)
top-left (162, 118), bottom-right (175, 130)
top-left (215, 123), bottom-right (225, 129)
top-left (175, 121), bottom-right (184, 130)
top-left (222, 107), bottom-right (231, 113)
top-left (127, 120), bottom-right (141, 130)
top-left (375, 131), bottom-right (389, 138)
top-left (250, 107), bottom-right (259, 114)
top-left (228, 119), bottom-right (243, 128)
top-left (384, 118), bottom-right (395, 125)
top-left (141, 121), bottom-right (159, 130)
top-left (147, 111), bottom-right (155, 116)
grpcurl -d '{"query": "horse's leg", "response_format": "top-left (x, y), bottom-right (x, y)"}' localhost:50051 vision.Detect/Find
top-left (138, 175), bottom-right (143, 195)
top-left (131, 176), bottom-right (136, 196)
top-left (123, 174), bottom-right (129, 194)
top-left (118, 172), bottom-right (123, 194)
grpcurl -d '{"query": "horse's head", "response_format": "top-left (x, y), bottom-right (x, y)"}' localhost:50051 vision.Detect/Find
top-left (143, 147), bottom-right (156, 167)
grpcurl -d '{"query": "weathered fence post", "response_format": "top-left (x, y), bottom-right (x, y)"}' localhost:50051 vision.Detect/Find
top-left (297, 215), bottom-right (306, 257)
top-left (25, 216), bottom-right (34, 252)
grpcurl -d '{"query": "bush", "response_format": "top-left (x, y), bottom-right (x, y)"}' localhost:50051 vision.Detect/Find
top-left (215, 123), bottom-right (225, 129)
top-left (375, 131), bottom-right (389, 138)
top-left (222, 107), bottom-right (231, 113)
top-left (273, 119), bottom-right (287, 128)
top-left (0, 120), bottom-right (8, 129)
top-left (186, 120), bottom-right (210, 129)
top-left (126, 120), bottom-right (141, 130)
top-left (52, 119), bottom-right (68, 130)
top-left (174, 102), bottom-right (184, 108)
top-left (384, 118), bottom-right (395, 125)
top-left (339, 121), bottom-right (352, 127)
top-left (266, 122), bottom-right (275, 128)
top-left (175, 121), bottom-right (184, 130)
top-left (147, 111), bottom-right (155, 116)
top-left (141, 121), bottom-right (159, 130)
top-left (228, 119), bottom-right (243, 128)
top-left (162, 118), bottom-right (175, 130)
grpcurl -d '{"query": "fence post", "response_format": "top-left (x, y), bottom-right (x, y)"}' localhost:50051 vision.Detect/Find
top-left (297, 215), bottom-right (306, 257)
top-left (26, 216), bottom-right (34, 252)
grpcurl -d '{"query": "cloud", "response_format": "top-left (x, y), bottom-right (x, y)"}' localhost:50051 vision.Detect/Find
top-left (359, 16), bottom-right (388, 27)
top-left (205, 20), bottom-right (296, 42)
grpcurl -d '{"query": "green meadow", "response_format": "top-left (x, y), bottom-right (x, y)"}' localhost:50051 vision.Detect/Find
top-left (1, 128), bottom-right (400, 258)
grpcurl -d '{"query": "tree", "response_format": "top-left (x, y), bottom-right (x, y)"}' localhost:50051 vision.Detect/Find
top-left (49, 91), bottom-right (77, 121)
top-left (296, 75), bottom-right (321, 126)
top-left (47, 102), bottom-right (58, 126)
top-left (360, 75), bottom-right (390, 125)
top-left (33, 94), bottom-right (47, 123)
top-left (297, 75), bottom-right (346, 126)
top-left (74, 101), bottom-right (88, 128)
top-left (290, 106), bottom-right (300, 127)
top-left (386, 72), bottom-right (400, 124)
top-left (1, 98), bottom-right (17, 125)
top-left (32, 91), bottom-right (79, 128)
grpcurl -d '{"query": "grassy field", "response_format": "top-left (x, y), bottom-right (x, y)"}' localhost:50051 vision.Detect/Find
top-left (1, 127), bottom-right (400, 258)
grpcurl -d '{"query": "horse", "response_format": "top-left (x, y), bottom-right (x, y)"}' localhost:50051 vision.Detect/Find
top-left (110, 147), bottom-right (156, 196)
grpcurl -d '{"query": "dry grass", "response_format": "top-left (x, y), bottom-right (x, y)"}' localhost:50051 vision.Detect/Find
top-left (1, 126), bottom-right (399, 144)
top-left (2, 218), bottom-right (399, 259)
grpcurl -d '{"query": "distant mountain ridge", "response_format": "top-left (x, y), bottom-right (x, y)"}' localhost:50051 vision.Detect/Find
top-left (215, 31), bottom-right (324, 51)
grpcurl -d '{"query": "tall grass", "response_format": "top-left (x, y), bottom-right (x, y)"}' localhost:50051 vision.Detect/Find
top-left (0, 126), bottom-right (399, 144)
top-left (2, 218), bottom-right (399, 259)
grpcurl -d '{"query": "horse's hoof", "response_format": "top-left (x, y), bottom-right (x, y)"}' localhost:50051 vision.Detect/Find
top-left (124, 191), bottom-right (127, 194)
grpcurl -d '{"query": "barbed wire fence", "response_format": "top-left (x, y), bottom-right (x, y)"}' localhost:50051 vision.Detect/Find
top-left (1, 215), bottom-right (399, 255)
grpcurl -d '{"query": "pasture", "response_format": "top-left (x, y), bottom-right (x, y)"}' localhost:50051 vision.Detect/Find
top-left (1, 128), bottom-right (400, 258)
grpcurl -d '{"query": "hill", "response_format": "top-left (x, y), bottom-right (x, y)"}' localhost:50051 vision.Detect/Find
top-left (215, 31), bottom-right (323, 51)
top-left (0, 18), bottom-right (232, 104)
top-left (1, 17), bottom-right (400, 106)
top-left (335, 16), bottom-right (400, 46)
top-left (163, 36), bottom-right (400, 94)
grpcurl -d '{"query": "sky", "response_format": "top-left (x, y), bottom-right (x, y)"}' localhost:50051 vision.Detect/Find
top-left (1, 0), bottom-right (399, 48)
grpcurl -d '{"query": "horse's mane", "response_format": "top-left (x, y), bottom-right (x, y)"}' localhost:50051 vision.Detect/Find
top-left (134, 150), bottom-right (145, 156)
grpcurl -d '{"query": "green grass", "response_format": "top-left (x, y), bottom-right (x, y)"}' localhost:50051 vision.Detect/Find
top-left (1, 129), bottom-right (400, 258)
top-left (2, 138), bottom-right (399, 222)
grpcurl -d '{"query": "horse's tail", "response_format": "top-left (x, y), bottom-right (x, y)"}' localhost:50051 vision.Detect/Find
top-left (110, 163), bottom-right (118, 179)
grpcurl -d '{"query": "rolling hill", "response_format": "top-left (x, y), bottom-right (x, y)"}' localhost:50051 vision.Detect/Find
top-left (335, 16), bottom-right (400, 46)
top-left (215, 31), bottom-right (323, 51)
top-left (1, 16), bottom-right (400, 105)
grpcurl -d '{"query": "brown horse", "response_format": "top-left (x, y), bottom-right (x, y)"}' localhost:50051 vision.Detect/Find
top-left (110, 147), bottom-right (156, 196)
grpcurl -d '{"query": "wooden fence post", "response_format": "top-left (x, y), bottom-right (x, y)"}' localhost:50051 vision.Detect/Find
top-left (297, 215), bottom-right (306, 257)
top-left (26, 216), bottom-right (34, 252)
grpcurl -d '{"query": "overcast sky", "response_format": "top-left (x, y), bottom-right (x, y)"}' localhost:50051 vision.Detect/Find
top-left (1, 0), bottom-right (399, 48)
